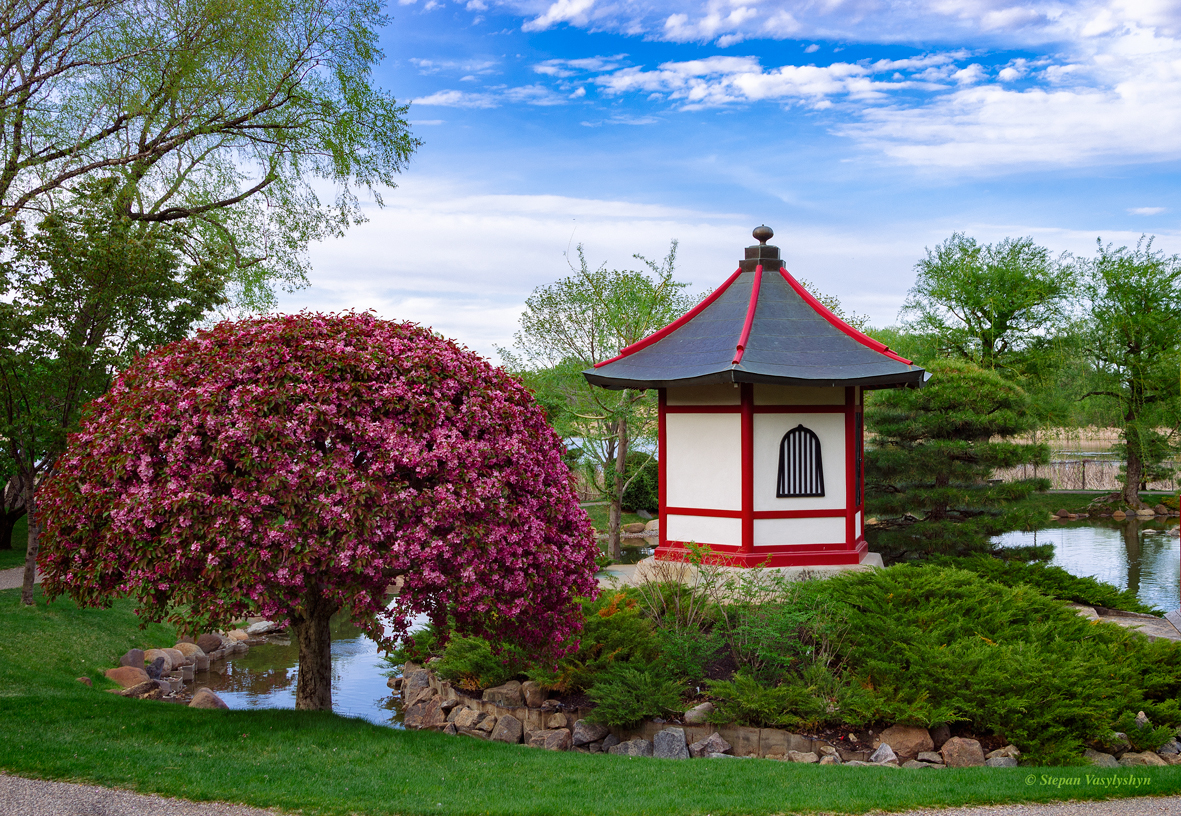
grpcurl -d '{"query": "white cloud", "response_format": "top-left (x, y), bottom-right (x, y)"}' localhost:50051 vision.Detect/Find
top-left (1129, 206), bottom-right (1167, 214)
top-left (503, 84), bottom-right (569, 105)
top-left (805, 44), bottom-right (820, 53)
top-left (411, 90), bottom-right (499, 108)
top-left (410, 58), bottom-right (498, 76)
top-left (522, 0), bottom-right (595, 32)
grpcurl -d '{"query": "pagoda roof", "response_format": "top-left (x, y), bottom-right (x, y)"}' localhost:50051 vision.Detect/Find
top-left (584, 228), bottom-right (925, 391)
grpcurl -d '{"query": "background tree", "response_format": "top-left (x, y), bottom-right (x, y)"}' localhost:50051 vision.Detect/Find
top-left (1, 180), bottom-right (224, 603)
top-left (865, 359), bottom-right (1050, 559)
top-left (2, 0), bottom-right (418, 309)
top-left (38, 313), bottom-right (599, 710)
top-left (901, 234), bottom-right (1076, 378)
top-left (1079, 238), bottom-right (1181, 508)
top-left (502, 242), bottom-right (697, 561)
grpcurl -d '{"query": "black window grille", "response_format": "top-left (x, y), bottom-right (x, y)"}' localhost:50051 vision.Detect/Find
top-left (777, 424), bottom-right (825, 498)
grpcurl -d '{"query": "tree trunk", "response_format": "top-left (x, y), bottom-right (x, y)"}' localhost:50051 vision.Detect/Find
top-left (608, 411), bottom-right (628, 562)
top-left (1122, 435), bottom-right (1146, 509)
top-left (20, 476), bottom-right (39, 605)
top-left (291, 593), bottom-right (338, 710)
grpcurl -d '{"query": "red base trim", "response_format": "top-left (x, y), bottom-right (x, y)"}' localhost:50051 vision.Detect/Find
top-left (655, 539), bottom-right (869, 568)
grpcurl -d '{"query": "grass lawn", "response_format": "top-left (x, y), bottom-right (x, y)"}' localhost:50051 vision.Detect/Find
top-left (3, 587), bottom-right (1180, 815)
top-left (0, 514), bottom-right (27, 571)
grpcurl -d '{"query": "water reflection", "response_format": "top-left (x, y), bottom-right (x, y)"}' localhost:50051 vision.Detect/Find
top-left (994, 517), bottom-right (1180, 611)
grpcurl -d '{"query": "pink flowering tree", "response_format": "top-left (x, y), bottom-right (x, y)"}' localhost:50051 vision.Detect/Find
top-left (38, 312), bottom-right (599, 710)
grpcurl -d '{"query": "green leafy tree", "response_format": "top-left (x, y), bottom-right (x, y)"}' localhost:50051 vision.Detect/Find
top-left (1079, 238), bottom-right (1181, 508)
top-left (1, 0), bottom-right (418, 309)
top-left (502, 242), bottom-right (697, 560)
top-left (865, 359), bottom-right (1050, 558)
top-left (1, 181), bottom-right (223, 603)
top-left (902, 233), bottom-right (1076, 377)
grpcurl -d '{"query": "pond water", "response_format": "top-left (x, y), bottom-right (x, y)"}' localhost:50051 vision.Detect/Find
top-left (198, 518), bottom-right (1181, 723)
top-left (994, 517), bottom-right (1180, 611)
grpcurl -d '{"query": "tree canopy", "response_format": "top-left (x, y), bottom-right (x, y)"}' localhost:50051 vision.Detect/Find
top-left (38, 312), bottom-right (599, 709)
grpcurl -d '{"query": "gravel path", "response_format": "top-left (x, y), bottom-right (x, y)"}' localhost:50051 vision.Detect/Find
top-left (0, 566), bottom-right (37, 591)
top-left (4, 773), bottom-right (1181, 816)
top-left (0, 774), bottom-right (290, 816)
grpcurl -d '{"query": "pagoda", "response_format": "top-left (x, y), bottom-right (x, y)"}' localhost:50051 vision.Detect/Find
top-left (583, 226), bottom-right (925, 567)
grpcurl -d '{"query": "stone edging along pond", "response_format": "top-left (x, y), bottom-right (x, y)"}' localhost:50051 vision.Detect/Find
top-left (395, 663), bottom-right (1181, 769)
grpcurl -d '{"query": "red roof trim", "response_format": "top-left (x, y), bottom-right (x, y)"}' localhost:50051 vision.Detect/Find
top-left (593, 267), bottom-right (744, 368)
top-left (778, 268), bottom-right (913, 365)
top-left (732, 264), bottom-right (762, 365)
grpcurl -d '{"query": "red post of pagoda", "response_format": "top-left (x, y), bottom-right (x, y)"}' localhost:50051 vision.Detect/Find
top-left (584, 226), bottom-right (925, 568)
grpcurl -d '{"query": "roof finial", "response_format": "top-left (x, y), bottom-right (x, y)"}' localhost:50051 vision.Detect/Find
top-left (753, 225), bottom-right (773, 245)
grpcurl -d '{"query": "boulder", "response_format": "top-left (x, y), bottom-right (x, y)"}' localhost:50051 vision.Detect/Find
top-left (878, 725), bottom-right (934, 760)
top-left (226, 629), bottom-right (250, 642)
top-left (443, 723), bottom-right (457, 736)
top-left (528, 729), bottom-right (572, 751)
top-left (520, 680), bottom-right (546, 708)
top-left (788, 751), bottom-right (819, 763)
top-left (404, 693), bottom-right (446, 730)
top-left (483, 680), bottom-right (524, 708)
top-left (196, 633), bottom-right (224, 654)
top-left (1158, 739), bottom-right (1181, 755)
top-left (602, 734), bottom-right (620, 752)
top-left (1091, 732), bottom-right (1131, 757)
top-left (572, 720), bottom-right (611, 746)
top-left (986, 757), bottom-right (1018, 768)
top-left (622, 522), bottom-right (647, 533)
top-left (869, 743), bottom-right (898, 764)
top-left (902, 760), bottom-right (939, 769)
top-left (1154, 504), bottom-right (1170, 516)
top-left (986, 745), bottom-right (1021, 760)
top-left (917, 751), bottom-right (944, 764)
top-left (1135, 508), bottom-right (1157, 518)
top-left (608, 738), bottom-right (653, 757)
top-left (689, 733), bottom-right (732, 758)
top-left (654, 728), bottom-right (689, 760)
top-left (941, 737), bottom-right (985, 767)
top-left (117, 680), bottom-right (159, 698)
top-left (1112, 510), bottom-right (1127, 520)
top-left (1119, 751), bottom-right (1168, 767)
top-left (173, 642), bottom-right (205, 659)
top-left (104, 666), bottom-right (150, 688)
top-left (684, 702), bottom-right (714, 725)
top-left (402, 669), bottom-right (432, 704)
top-left (387, 676), bottom-right (401, 691)
top-left (144, 657), bottom-right (167, 680)
top-left (162, 647), bottom-right (187, 667)
top-left (453, 708), bottom-right (485, 729)
top-left (1135, 711), bottom-right (1151, 728)
top-left (819, 755), bottom-right (841, 765)
top-left (545, 713), bottom-right (568, 730)
top-left (143, 649), bottom-right (173, 673)
top-left (245, 620), bottom-right (282, 636)
top-left (475, 714), bottom-right (498, 734)
top-left (119, 649), bottom-right (145, 668)
top-left (1055, 508), bottom-right (1071, 518)
top-left (189, 688), bottom-right (229, 709)
top-left (76, 676), bottom-right (92, 687)
top-left (929, 723), bottom-right (952, 750)
top-left (490, 714), bottom-right (523, 744)
top-left (644, 519), bottom-right (659, 533)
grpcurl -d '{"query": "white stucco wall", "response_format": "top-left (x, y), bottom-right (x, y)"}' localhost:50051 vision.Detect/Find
top-left (666, 514), bottom-right (742, 547)
top-left (753, 384), bottom-right (844, 405)
top-left (753, 517), bottom-right (846, 547)
top-left (752, 413), bottom-right (846, 511)
top-left (665, 413), bottom-right (742, 510)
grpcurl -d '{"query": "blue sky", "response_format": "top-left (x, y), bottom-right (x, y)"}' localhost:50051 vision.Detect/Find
top-left (280, 0), bottom-right (1181, 358)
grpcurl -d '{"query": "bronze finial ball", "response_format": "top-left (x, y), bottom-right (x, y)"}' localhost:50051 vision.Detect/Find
top-left (753, 225), bottom-right (774, 245)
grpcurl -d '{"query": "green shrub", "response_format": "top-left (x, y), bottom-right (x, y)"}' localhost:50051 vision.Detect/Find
top-left (656, 625), bottom-right (723, 684)
top-left (932, 555), bottom-right (1158, 614)
top-left (383, 623), bottom-right (446, 672)
top-left (1114, 711), bottom-right (1175, 753)
top-left (433, 635), bottom-right (526, 691)
top-left (705, 673), bottom-right (820, 728)
top-left (585, 664), bottom-right (683, 727)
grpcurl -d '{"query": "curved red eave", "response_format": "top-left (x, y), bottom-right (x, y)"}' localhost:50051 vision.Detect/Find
top-left (778, 269), bottom-right (913, 366)
top-left (593, 267), bottom-right (744, 368)
top-left (732, 264), bottom-right (763, 365)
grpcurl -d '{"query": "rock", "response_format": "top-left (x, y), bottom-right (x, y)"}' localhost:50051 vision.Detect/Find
top-left (1135, 508), bottom-right (1157, 518)
top-left (819, 755), bottom-right (841, 765)
top-left (453, 708), bottom-right (485, 729)
top-left (443, 723), bottom-right (457, 736)
top-left (118, 680), bottom-right (159, 698)
top-left (439, 698), bottom-right (461, 713)
top-left (941, 737), bottom-right (986, 767)
top-left (1120, 751), bottom-right (1167, 767)
top-left (1135, 711), bottom-right (1151, 728)
top-left (475, 714), bottom-right (498, 734)
top-left (917, 751), bottom-right (944, 764)
top-left (622, 522), bottom-right (647, 533)
top-left (482, 680), bottom-right (524, 708)
top-left (196, 633), bottom-right (223, 654)
top-left (173, 642), bottom-right (205, 659)
top-left (402, 669), bottom-right (432, 703)
top-left (119, 649), bottom-right (145, 668)
top-left (104, 666), bottom-right (150, 688)
top-left (404, 693), bottom-right (446, 730)
top-left (162, 647), bottom-right (187, 667)
top-left (708, 752), bottom-right (738, 759)
top-left (529, 728), bottom-right (572, 751)
top-left (986, 757), bottom-right (1018, 768)
top-left (572, 720), bottom-right (610, 746)
top-left (1055, 508), bottom-right (1071, 517)
top-left (602, 734), bottom-right (620, 751)
top-left (1112, 510), bottom-right (1127, 520)
top-left (1091, 732), bottom-right (1131, 756)
top-left (245, 620), bottom-right (282, 636)
top-left (654, 728), bottom-right (689, 760)
top-left (1158, 739), bottom-right (1181, 755)
top-left (545, 713), bottom-right (568, 730)
top-left (788, 751), bottom-right (819, 763)
top-left (608, 738), bottom-right (653, 757)
top-left (520, 680), bottom-right (546, 708)
top-left (878, 725), bottom-right (934, 760)
top-left (143, 649), bottom-right (173, 673)
top-left (76, 676), bottom-right (92, 687)
top-left (929, 723), bottom-right (951, 750)
top-left (690, 733), bottom-right (731, 759)
top-left (144, 657), bottom-right (167, 680)
top-left (684, 702), bottom-right (714, 724)
top-left (491, 714), bottom-right (523, 744)
top-left (226, 629), bottom-right (250, 641)
top-left (986, 745), bottom-right (1021, 760)
top-left (869, 743), bottom-right (898, 764)
top-left (902, 760), bottom-right (939, 769)
top-left (387, 676), bottom-right (401, 691)
top-left (189, 688), bottom-right (229, 709)
top-left (1154, 504), bottom-right (1170, 516)
top-left (644, 519), bottom-right (659, 532)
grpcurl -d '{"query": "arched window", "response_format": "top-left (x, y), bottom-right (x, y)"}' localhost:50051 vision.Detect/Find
top-left (777, 424), bottom-right (825, 498)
